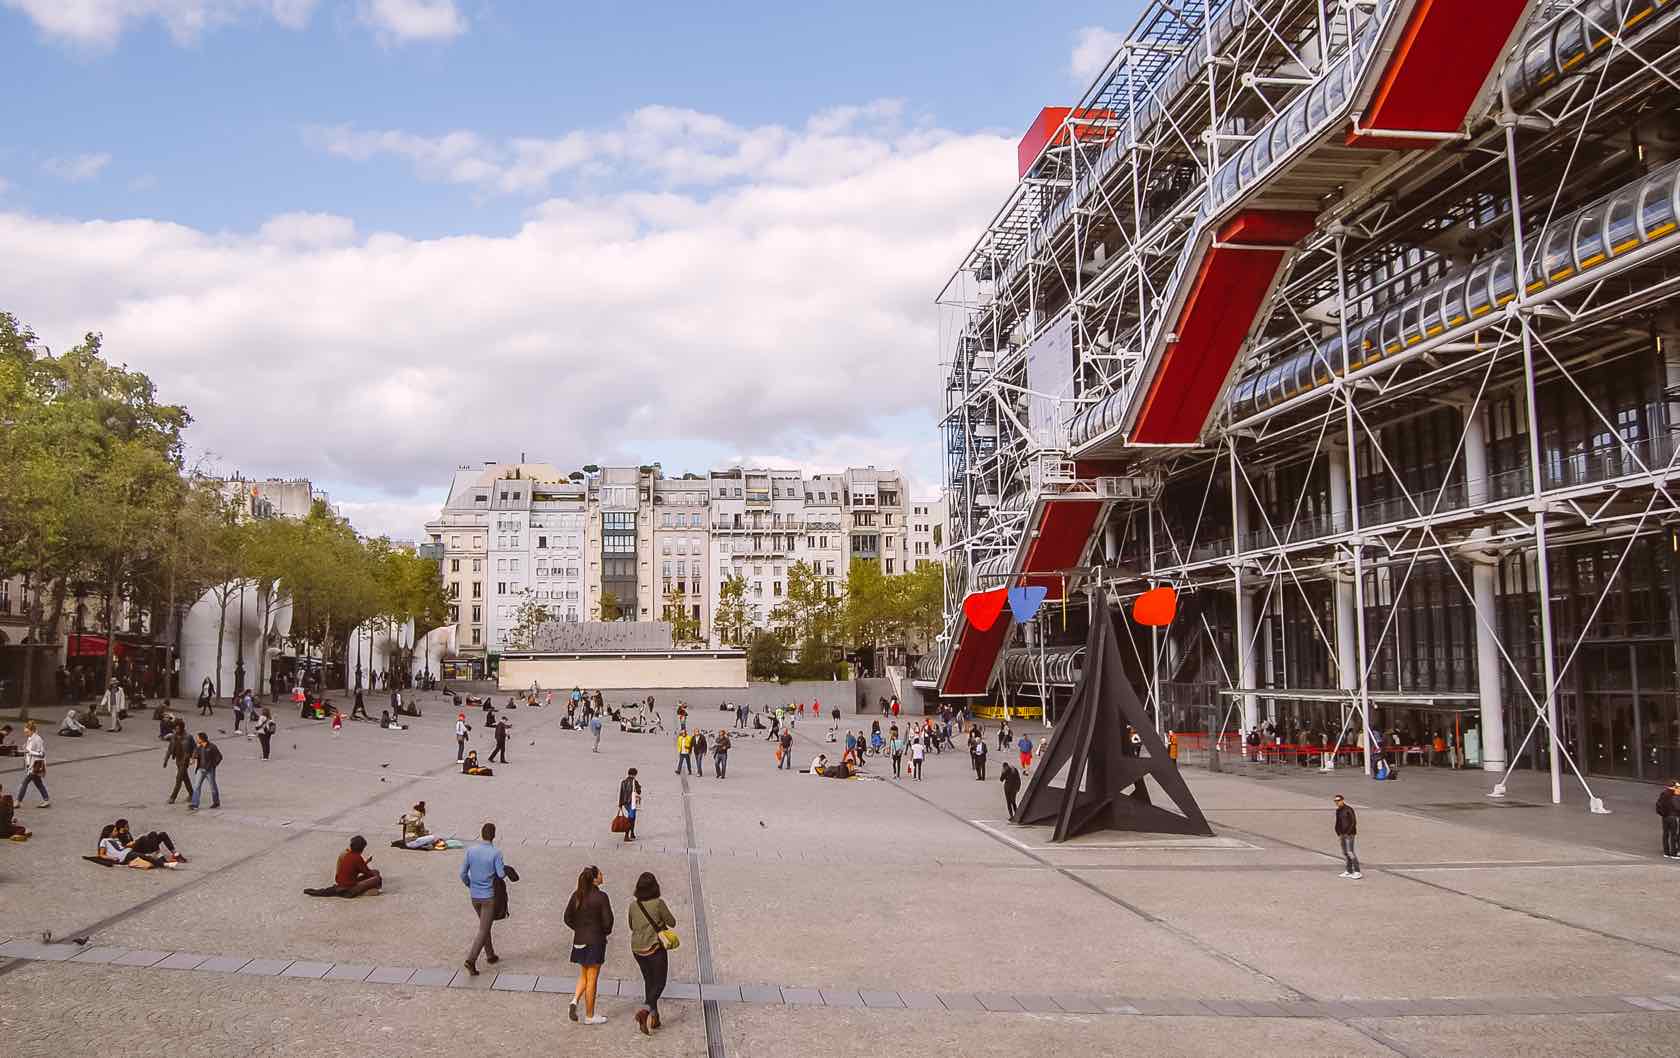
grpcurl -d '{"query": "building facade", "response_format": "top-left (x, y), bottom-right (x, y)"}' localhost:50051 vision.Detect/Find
top-left (908, 496), bottom-right (946, 571)
top-left (928, 0), bottom-right (1680, 796)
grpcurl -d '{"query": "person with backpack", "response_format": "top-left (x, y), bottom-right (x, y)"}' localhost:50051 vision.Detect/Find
top-left (1333, 794), bottom-right (1360, 879)
top-left (1659, 781), bottom-right (1680, 859)
top-left (188, 733), bottom-right (222, 811)
top-left (628, 871), bottom-right (677, 1035)
top-left (254, 708), bottom-right (277, 761)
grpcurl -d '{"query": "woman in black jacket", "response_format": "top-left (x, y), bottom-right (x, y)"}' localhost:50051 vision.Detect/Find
top-left (563, 865), bottom-right (613, 1024)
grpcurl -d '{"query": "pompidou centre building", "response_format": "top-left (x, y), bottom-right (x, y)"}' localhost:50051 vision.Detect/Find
top-left (924, 0), bottom-right (1680, 804)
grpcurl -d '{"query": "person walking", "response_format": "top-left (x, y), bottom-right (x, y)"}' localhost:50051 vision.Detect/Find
top-left (197, 677), bottom-right (213, 717)
top-left (564, 865), bottom-right (613, 1025)
top-left (164, 719), bottom-right (192, 802)
top-left (618, 769), bottom-right (640, 843)
top-left (590, 711), bottom-right (604, 752)
top-left (713, 730), bottom-right (730, 779)
top-left (890, 730), bottom-right (904, 779)
top-left (910, 735), bottom-right (926, 780)
top-left (1333, 794), bottom-right (1361, 879)
top-left (489, 716), bottom-right (511, 765)
top-left (255, 708), bottom-right (276, 760)
top-left (188, 732), bottom-right (222, 812)
top-left (1017, 733), bottom-right (1034, 776)
top-left (16, 722), bottom-right (49, 807)
top-left (628, 871), bottom-right (676, 1035)
top-left (100, 679), bottom-right (125, 732)
top-left (455, 713), bottom-right (471, 763)
top-left (675, 731), bottom-right (693, 774)
top-left (232, 691), bottom-right (245, 736)
top-left (691, 730), bottom-right (707, 777)
top-left (971, 734), bottom-right (988, 780)
top-left (1660, 781), bottom-right (1680, 859)
top-left (1000, 761), bottom-right (1021, 819)
top-left (778, 729), bottom-right (793, 770)
top-left (460, 822), bottom-right (506, 976)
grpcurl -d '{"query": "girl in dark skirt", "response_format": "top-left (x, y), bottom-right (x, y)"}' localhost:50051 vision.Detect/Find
top-left (563, 865), bottom-right (612, 1024)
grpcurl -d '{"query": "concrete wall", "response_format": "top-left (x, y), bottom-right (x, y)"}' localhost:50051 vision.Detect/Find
top-left (856, 676), bottom-right (897, 711)
top-left (478, 679), bottom-right (860, 713)
top-left (497, 653), bottom-right (747, 691)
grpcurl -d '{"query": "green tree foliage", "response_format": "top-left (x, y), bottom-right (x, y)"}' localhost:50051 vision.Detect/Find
top-left (509, 592), bottom-right (552, 650)
top-left (661, 601), bottom-right (704, 645)
top-left (770, 560), bottom-right (843, 678)
top-left (747, 630), bottom-right (787, 680)
top-left (713, 574), bottom-right (754, 647)
top-left (592, 591), bottom-right (624, 622)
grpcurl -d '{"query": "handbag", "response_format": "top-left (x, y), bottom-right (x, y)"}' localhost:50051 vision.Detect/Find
top-left (639, 900), bottom-right (679, 950)
top-left (610, 808), bottom-right (630, 834)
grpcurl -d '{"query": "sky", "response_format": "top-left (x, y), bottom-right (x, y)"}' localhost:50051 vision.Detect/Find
top-left (0, 0), bottom-right (1146, 541)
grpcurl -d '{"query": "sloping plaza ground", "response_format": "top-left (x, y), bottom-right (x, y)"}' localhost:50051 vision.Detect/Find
top-left (2, 689), bottom-right (1678, 1057)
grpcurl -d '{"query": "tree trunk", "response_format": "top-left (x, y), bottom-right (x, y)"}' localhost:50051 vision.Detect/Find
top-left (213, 583), bottom-right (231, 698)
top-left (165, 561), bottom-right (178, 703)
top-left (102, 561), bottom-right (121, 692)
top-left (256, 584), bottom-right (273, 701)
top-left (18, 572), bottom-right (38, 721)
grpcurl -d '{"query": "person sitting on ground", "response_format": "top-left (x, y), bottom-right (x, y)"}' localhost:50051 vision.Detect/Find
top-left (462, 750), bottom-right (493, 776)
top-left (809, 752), bottom-right (829, 775)
top-left (751, 711), bottom-right (766, 731)
top-left (58, 709), bottom-right (87, 737)
top-left (334, 835), bottom-right (382, 896)
top-left (0, 724), bottom-right (17, 756)
top-left (0, 793), bottom-right (30, 840)
top-left (95, 819), bottom-right (186, 868)
top-left (822, 759), bottom-right (858, 779)
top-left (397, 801), bottom-right (443, 849)
top-left (380, 709), bottom-right (407, 731)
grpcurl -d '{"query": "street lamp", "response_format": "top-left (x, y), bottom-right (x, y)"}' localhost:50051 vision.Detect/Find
top-left (234, 579), bottom-right (246, 695)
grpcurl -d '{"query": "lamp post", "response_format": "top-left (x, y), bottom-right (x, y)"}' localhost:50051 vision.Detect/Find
top-left (234, 580), bottom-right (247, 695)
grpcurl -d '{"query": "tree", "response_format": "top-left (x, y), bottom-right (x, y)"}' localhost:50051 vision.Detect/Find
top-left (714, 574), bottom-right (754, 647)
top-left (592, 591), bottom-right (623, 622)
top-left (661, 601), bottom-right (703, 645)
top-left (509, 592), bottom-right (551, 650)
top-left (747, 630), bottom-right (787, 680)
top-left (843, 558), bottom-right (897, 667)
top-left (898, 561), bottom-right (946, 647)
top-left (770, 560), bottom-right (843, 678)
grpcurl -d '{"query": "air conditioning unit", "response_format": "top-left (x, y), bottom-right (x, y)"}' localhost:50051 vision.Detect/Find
top-left (1097, 476), bottom-right (1140, 499)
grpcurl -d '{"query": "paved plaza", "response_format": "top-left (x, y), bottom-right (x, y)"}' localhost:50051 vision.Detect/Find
top-left (3, 690), bottom-right (1679, 1057)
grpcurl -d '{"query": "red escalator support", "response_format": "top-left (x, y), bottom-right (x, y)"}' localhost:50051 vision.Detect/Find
top-left (1129, 210), bottom-right (1318, 445)
top-left (1346, 0), bottom-right (1532, 149)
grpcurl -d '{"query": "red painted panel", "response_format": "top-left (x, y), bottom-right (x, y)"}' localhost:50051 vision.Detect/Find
top-left (1017, 106), bottom-right (1119, 179)
top-left (1019, 500), bottom-right (1102, 601)
top-left (1347, 0), bottom-right (1530, 148)
top-left (943, 616), bottom-right (1013, 695)
top-left (1130, 211), bottom-right (1316, 445)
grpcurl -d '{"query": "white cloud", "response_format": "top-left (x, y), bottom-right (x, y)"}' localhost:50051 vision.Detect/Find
top-left (42, 152), bottom-right (112, 182)
top-left (1071, 26), bottom-right (1126, 83)
top-left (357, 0), bottom-right (464, 43)
top-left (333, 497), bottom-right (443, 542)
top-left (310, 100), bottom-right (922, 196)
top-left (2, 0), bottom-right (458, 47)
top-left (0, 177), bottom-right (10, 196)
top-left (0, 104), bottom-right (1014, 516)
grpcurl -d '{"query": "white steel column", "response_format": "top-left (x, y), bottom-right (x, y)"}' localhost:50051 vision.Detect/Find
top-left (1462, 404), bottom-right (1508, 771)
top-left (1231, 444), bottom-right (1260, 735)
top-left (1333, 231), bottom-right (1373, 774)
top-left (1328, 444), bottom-right (1358, 697)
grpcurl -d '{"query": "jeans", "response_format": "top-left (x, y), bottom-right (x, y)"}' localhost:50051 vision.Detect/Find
top-left (169, 767), bottom-right (191, 802)
top-left (593, 728), bottom-right (602, 752)
top-left (676, 752), bottom-right (692, 774)
top-left (1339, 834), bottom-right (1360, 873)
top-left (891, 753), bottom-right (902, 778)
top-left (466, 896), bottom-right (498, 963)
top-left (258, 733), bottom-right (271, 760)
top-left (693, 750), bottom-right (704, 776)
top-left (714, 752), bottom-right (727, 778)
top-left (1664, 816), bottom-right (1680, 857)
top-left (635, 943), bottom-right (669, 1016)
top-left (778, 746), bottom-right (792, 769)
top-left (190, 767), bottom-right (220, 809)
top-left (16, 771), bottom-right (48, 803)
top-left (490, 741), bottom-right (507, 764)
top-left (457, 737), bottom-right (467, 762)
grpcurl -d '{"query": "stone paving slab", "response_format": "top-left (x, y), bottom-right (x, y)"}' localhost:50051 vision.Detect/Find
top-left (111, 950), bottom-right (171, 968)
top-left (899, 991), bottom-right (943, 1010)
top-left (279, 960), bottom-right (332, 979)
top-left (1130, 997), bottom-right (1214, 1016)
top-left (1047, 993), bottom-right (1109, 1014)
top-left (859, 990), bottom-right (905, 1009)
top-left (408, 967), bottom-right (456, 987)
top-left (366, 966), bottom-right (417, 984)
top-left (664, 981), bottom-right (700, 1000)
top-left (154, 952), bottom-right (210, 971)
top-left (937, 992), bottom-right (984, 1011)
top-left (781, 987), bottom-right (824, 1005)
top-left (195, 956), bottom-right (252, 973)
top-left (701, 982), bottom-right (743, 1002)
top-left (448, 967), bottom-right (495, 989)
top-left (976, 992), bottom-right (1024, 1012)
top-left (235, 958), bottom-right (293, 977)
top-left (68, 946), bottom-right (129, 964)
top-left (1016, 994), bottom-right (1062, 1013)
top-left (740, 984), bottom-right (783, 1004)
top-left (323, 963), bottom-right (375, 982)
top-left (533, 975), bottom-right (572, 994)
top-left (1201, 998), bottom-right (1254, 1017)
top-left (491, 973), bottom-right (538, 992)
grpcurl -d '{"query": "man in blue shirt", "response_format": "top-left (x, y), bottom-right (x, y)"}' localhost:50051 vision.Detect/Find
top-left (459, 822), bottom-right (506, 975)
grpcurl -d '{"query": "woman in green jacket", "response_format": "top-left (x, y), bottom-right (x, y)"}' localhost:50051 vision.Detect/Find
top-left (628, 871), bottom-right (677, 1035)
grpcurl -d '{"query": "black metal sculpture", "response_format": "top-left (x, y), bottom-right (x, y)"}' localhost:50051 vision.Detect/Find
top-left (1013, 587), bottom-right (1214, 840)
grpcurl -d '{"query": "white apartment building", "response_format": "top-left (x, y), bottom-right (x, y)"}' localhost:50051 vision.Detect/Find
top-left (585, 467), bottom-right (657, 623)
top-left (708, 468), bottom-right (806, 636)
top-left (653, 476), bottom-right (711, 638)
top-left (843, 467), bottom-right (909, 576)
top-left (802, 474), bottom-right (847, 598)
top-left (908, 495), bottom-right (946, 570)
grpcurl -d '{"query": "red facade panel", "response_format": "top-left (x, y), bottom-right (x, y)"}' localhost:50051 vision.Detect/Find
top-left (1017, 106), bottom-right (1118, 179)
top-left (1347, 0), bottom-right (1531, 148)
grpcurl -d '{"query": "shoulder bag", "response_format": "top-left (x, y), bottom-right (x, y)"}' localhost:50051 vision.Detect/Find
top-left (638, 900), bottom-right (680, 950)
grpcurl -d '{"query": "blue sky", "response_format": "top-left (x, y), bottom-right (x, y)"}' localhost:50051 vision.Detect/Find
top-left (1, 0), bottom-right (1145, 538)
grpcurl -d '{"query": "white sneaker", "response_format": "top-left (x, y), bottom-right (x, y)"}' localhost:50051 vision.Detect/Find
top-left (1337, 871), bottom-right (1352, 878)
top-left (583, 1015), bottom-right (608, 1025)
top-left (1349, 871), bottom-right (1363, 879)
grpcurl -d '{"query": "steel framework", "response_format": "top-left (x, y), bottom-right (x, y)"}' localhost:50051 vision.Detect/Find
top-left (930, 0), bottom-right (1680, 806)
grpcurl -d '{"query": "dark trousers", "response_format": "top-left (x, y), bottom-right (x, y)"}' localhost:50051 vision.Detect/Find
top-left (169, 767), bottom-right (191, 802)
top-left (466, 897), bottom-right (497, 963)
top-left (16, 772), bottom-right (48, 802)
top-left (489, 741), bottom-right (507, 764)
top-left (715, 752), bottom-right (727, 778)
top-left (973, 757), bottom-right (986, 780)
top-left (693, 750), bottom-right (704, 776)
top-left (131, 831), bottom-right (176, 859)
top-left (258, 733), bottom-right (271, 760)
top-left (635, 944), bottom-right (669, 1016)
top-left (1664, 815), bottom-right (1680, 857)
top-left (891, 753), bottom-right (902, 778)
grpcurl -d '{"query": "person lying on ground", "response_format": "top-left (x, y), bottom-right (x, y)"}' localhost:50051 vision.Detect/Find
top-left (94, 819), bottom-right (186, 868)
